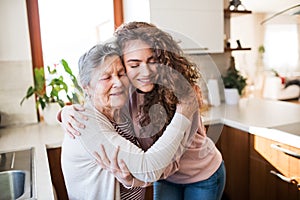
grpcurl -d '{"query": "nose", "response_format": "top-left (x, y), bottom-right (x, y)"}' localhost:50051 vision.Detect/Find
top-left (139, 63), bottom-right (152, 76)
top-left (112, 75), bottom-right (122, 88)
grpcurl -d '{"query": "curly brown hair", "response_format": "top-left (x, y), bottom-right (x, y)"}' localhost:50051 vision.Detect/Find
top-left (115, 21), bottom-right (203, 139)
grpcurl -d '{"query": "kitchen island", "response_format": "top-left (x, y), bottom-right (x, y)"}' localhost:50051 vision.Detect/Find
top-left (0, 98), bottom-right (299, 199)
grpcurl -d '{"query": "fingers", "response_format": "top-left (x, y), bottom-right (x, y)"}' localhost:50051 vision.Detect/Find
top-left (71, 105), bottom-right (87, 128)
top-left (73, 104), bottom-right (86, 112)
top-left (111, 146), bottom-right (121, 172)
top-left (93, 151), bottom-right (107, 169)
top-left (95, 145), bottom-right (133, 186)
top-left (73, 105), bottom-right (88, 122)
top-left (70, 115), bottom-right (86, 130)
top-left (99, 144), bottom-right (111, 168)
top-left (118, 159), bottom-right (133, 185)
top-left (61, 104), bottom-right (87, 138)
top-left (119, 159), bottom-right (130, 173)
top-left (96, 145), bottom-right (121, 174)
top-left (66, 125), bottom-right (76, 139)
top-left (64, 114), bottom-right (81, 138)
top-left (97, 145), bottom-right (126, 174)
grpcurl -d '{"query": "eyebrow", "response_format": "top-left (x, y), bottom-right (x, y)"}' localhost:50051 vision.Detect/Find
top-left (126, 56), bottom-right (155, 63)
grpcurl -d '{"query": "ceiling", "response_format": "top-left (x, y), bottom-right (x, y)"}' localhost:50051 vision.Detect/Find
top-left (241, 0), bottom-right (300, 13)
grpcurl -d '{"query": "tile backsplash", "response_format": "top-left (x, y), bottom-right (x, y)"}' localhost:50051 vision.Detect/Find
top-left (188, 53), bottom-right (230, 104)
top-left (0, 60), bottom-right (38, 127)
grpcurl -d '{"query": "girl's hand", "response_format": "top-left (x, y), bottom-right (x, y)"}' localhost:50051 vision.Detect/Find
top-left (94, 145), bottom-right (134, 187)
top-left (60, 104), bottom-right (87, 139)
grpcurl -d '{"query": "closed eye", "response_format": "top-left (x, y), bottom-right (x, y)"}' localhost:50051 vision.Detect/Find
top-left (148, 61), bottom-right (157, 65)
top-left (147, 57), bottom-right (158, 65)
top-left (99, 76), bottom-right (110, 81)
top-left (127, 62), bottom-right (140, 68)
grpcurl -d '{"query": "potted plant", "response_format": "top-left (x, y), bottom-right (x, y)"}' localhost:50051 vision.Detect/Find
top-left (222, 56), bottom-right (247, 104)
top-left (20, 59), bottom-right (83, 124)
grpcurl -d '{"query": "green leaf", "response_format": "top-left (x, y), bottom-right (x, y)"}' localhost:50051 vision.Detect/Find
top-left (39, 98), bottom-right (46, 110)
top-left (61, 59), bottom-right (73, 75)
top-left (21, 59), bottom-right (84, 111)
top-left (20, 86), bottom-right (35, 105)
top-left (57, 100), bottom-right (65, 108)
top-left (25, 86), bottom-right (35, 98)
top-left (222, 68), bottom-right (247, 95)
top-left (47, 65), bottom-right (57, 74)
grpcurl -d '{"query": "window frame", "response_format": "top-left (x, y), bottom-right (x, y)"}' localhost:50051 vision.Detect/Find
top-left (25, 0), bottom-right (123, 78)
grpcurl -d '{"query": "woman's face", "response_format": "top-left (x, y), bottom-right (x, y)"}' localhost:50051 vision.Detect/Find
top-left (122, 40), bottom-right (158, 93)
top-left (86, 55), bottom-right (129, 113)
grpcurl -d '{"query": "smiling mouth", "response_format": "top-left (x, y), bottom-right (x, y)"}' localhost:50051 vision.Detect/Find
top-left (138, 78), bottom-right (154, 84)
top-left (110, 91), bottom-right (125, 96)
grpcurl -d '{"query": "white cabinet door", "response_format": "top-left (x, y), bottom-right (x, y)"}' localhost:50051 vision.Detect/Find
top-left (150, 9), bottom-right (223, 53)
top-left (150, 0), bottom-right (222, 11)
top-left (123, 0), bottom-right (224, 53)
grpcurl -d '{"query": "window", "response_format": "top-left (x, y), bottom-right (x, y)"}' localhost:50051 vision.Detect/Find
top-left (263, 24), bottom-right (299, 72)
top-left (39, 0), bottom-right (114, 75)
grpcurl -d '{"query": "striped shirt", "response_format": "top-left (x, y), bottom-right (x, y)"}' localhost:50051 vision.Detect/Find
top-left (111, 116), bottom-right (146, 200)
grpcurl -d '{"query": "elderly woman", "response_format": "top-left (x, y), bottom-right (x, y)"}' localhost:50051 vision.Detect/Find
top-left (61, 43), bottom-right (196, 200)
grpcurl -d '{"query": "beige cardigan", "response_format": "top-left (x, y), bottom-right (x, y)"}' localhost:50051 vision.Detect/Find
top-left (61, 101), bottom-right (192, 200)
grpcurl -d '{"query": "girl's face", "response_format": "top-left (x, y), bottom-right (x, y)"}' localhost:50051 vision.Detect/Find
top-left (122, 40), bottom-right (158, 93)
top-left (86, 55), bottom-right (129, 114)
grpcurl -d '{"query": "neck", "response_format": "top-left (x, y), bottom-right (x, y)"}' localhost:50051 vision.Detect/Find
top-left (100, 107), bottom-right (123, 123)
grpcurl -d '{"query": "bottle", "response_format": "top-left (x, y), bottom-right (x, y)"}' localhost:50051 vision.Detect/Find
top-left (207, 79), bottom-right (221, 106)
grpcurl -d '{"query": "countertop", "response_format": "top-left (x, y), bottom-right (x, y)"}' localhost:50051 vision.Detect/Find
top-left (0, 123), bottom-right (64, 200)
top-left (0, 98), bottom-right (299, 199)
top-left (202, 98), bottom-right (300, 148)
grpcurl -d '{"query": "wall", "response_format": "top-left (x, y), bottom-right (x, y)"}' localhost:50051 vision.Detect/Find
top-left (0, 0), bottom-right (37, 126)
top-left (230, 13), bottom-right (265, 82)
top-left (187, 53), bottom-right (230, 104)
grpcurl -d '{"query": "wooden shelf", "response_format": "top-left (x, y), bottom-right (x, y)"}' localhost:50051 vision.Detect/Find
top-left (224, 9), bottom-right (252, 52)
top-left (225, 47), bottom-right (251, 51)
top-left (224, 9), bottom-right (252, 18)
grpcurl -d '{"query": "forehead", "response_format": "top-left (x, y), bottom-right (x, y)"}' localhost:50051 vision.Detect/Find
top-left (123, 40), bottom-right (152, 55)
top-left (97, 55), bottom-right (123, 74)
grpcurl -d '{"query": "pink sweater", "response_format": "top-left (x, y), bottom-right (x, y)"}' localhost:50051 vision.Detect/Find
top-left (130, 90), bottom-right (223, 184)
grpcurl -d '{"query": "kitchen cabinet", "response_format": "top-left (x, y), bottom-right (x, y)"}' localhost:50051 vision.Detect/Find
top-left (216, 125), bottom-right (249, 200)
top-left (249, 134), bottom-right (300, 200)
top-left (123, 0), bottom-right (224, 54)
top-left (224, 9), bottom-right (252, 52)
top-left (47, 147), bottom-right (69, 200)
top-left (145, 185), bottom-right (153, 200)
top-left (215, 124), bottom-right (300, 200)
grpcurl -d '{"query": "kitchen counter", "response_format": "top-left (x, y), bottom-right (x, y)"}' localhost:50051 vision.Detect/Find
top-left (0, 98), bottom-right (299, 199)
top-left (0, 123), bottom-right (64, 200)
top-left (202, 98), bottom-right (300, 148)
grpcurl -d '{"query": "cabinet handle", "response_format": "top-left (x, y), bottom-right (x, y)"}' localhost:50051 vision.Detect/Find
top-left (270, 144), bottom-right (300, 159)
top-left (270, 170), bottom-right (297, 184)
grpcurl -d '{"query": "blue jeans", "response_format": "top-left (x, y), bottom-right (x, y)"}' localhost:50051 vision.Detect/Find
top-left (153, 161), bottom-right (226, 200)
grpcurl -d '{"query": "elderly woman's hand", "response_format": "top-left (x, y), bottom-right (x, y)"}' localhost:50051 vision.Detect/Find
top-left (94, 145), bottom-right (134, 188)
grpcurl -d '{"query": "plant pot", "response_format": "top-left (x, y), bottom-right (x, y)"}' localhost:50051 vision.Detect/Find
top-left (43, 103), bottom-right (61, 125)
top-left (224, 88), bottom-right (240, 105)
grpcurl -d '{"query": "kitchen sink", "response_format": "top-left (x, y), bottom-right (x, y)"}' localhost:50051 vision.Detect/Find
top-left (0, 170), bottom-right (26, 199)
top-left (0, 148), bottom-right (35, 200)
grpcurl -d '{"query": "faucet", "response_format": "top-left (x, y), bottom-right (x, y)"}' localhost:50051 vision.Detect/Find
top-left (0, 153), bottom-right (6, 168)
top-left (0, 152), bottom-right (15, 170)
